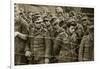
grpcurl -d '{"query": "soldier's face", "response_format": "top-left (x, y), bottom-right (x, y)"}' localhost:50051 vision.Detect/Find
top-left (69, 26), bottom-right (75, 34)
top-left (35, 22), bottom-right (41, 29)
top-left (53, 23), bottom-right (59, 30)
top-left (15, 13), bottom-right (19, 21)
top-left (82, 19), bottom-right (88, 26)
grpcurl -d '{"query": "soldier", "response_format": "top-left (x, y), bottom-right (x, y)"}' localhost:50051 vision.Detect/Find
top-left (43, 9), bottom-right (52, 21)
top-left (42, 15), bottom-right (55, 63)
top-left (14, 8), bottom-right (29, 65)
top-left (66, 20), bottom-right (79, 62)
top-left (51, 19), bottom-right (68, 63)
top-left (53, 18), bottom-right (79, 63)
top-left (28, 12), bottom-right (42, 33)
top-left (19, 8), bottom-right (29, 23)
top-left (42, 16), bottom-right (50, 28)
top-left (31, 12), bottom-right (42, 24)
top-left (55, 7), bottom-right (65, 27)
top-left (78, 25), bottom-right (94, 61)
top-left (25, 18), bottom-right (51, 64)
top-left (69, 11), bottom-right (77, 20)
top-left (75, 22), bottom-right (84, 45)
top-left (26, 11), bottom-right (33, 24)
top-left (81, 16), bottom-right (90, 35)
top-left (34, 12), bottom-right (41, 20)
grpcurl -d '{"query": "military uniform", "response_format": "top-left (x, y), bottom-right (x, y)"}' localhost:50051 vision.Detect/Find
top-left (53, 17), bottom-right (79, 62)
top-left (53, 30), bottom-right (69, 62)
top-left (15, 15), bottom-right (29, 65)
top-left (68, 32), bottom-right (79, 62)
top-left (53, 26), bottom-right (71, 62)
top-left (78, 34), bottom-right (94, 61)
top-left (76, 23), bottom-right (84, 44)
top-left (81, 16), bottom-right (90, 35)
top-left (55, 31), bottom-right (78, 63)
top-left (57, 15), bottom-right (65, 27)
top-left (26, 23), bottom-right (51, 64)
top-left (78, 16), bottom-right (94, 61)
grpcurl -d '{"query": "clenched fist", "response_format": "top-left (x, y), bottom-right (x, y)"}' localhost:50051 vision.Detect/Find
top-left (14, 31), bottom-right (20, 37)
top-left (25, 51), bottom-right (31, 57)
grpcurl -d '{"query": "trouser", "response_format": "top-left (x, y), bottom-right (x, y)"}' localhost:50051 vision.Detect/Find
top-left (15, 52), bottom-right (27, 65)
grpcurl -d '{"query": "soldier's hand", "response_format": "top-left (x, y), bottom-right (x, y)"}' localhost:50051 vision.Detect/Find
top-left (45, 58), bottom-right (49, 63)
top-left (25, 51), bottom-right (31, 57)
top-left (14, 32), bottom-right (20, 37)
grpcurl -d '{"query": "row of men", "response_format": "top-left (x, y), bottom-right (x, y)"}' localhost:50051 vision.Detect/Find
top-left (15, 7), bottom-right (94, 65)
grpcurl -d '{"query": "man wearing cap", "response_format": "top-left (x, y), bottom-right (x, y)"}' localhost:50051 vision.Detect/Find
top-left (75, 17), bottom-right (84, 50)
top-left (67, 19), bottom-right (79, 62)
top-left (51, 18), bottom-right (68, 62)
top-left (43, 15), bottom-right (55, 63)
top-left (66, 23), bottom-right (79, 62)
top-left (31, 12), bottom-right (42, 24)
top-left (25, 18), bottom-right (51, 64)
top-left (78, 25), bottom-right (94, 61)
top-left (14, 9), bottom-right (29, 65)
top-left (55, 7), bottom-right (65, 27)
top-left (81, 16), bottom-right (90, 35)
top-left (26, 11), bottom-right (33, 24)
top-left (52, 16), bottom-right (80, 62)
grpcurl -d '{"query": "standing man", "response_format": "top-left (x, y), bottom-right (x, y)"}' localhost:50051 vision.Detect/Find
top-left (14, 7), bottom-right (29, 65)
top-left (81, 16), bottom-right (90, 35)
top-left (25, 18), bottom-right (51, 64)
top-left (78, 25), bottom-right (94, 61)
top-left (51, 19), bottom-right (68, 63)
top-left (53, 18), bottom-right (78, 63)
top-left (43, 16), bottom-right (55, 63)
top-left (55, 7), bottom-right (65, 27)
top-left (66, 20), bottom-right (79, 62)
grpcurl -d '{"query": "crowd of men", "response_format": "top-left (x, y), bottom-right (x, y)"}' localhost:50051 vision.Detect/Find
top-left (14, 5), bottom-right (94, 65)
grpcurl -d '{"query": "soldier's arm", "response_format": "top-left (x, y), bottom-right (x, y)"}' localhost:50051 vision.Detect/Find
top-left (24, 33), bottom-right (31, 57)
top-left (24, 37), bottom-right (32, 57)
top-left (78, 36), bottom-right (85, 61)
top-left (24, 26), bottom-right (32, 53)
top-left (44, 31), bottom-right (51, 63)
top-left (53, 32), bottom-right (68, 62)
top-left (17, 32), bottom-right (28, 40)
top-left (20, 16), bottom-right (29, 32)
top-left (16, 16), bottom-right (29, 40)
top-left (53, 33), bottom-right (63, 57)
